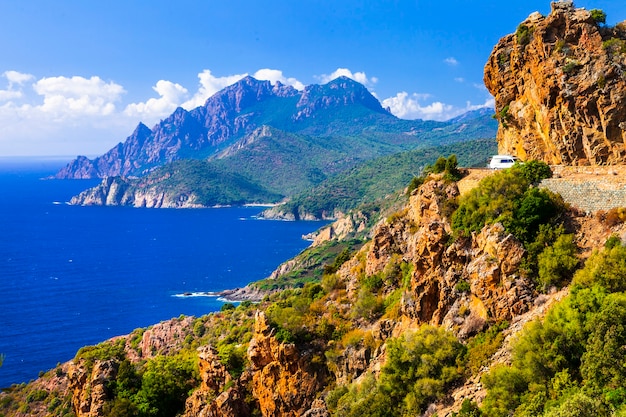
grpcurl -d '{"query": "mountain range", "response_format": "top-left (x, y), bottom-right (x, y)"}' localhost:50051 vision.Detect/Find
top-left (57, 76), bottom-right (497, 208)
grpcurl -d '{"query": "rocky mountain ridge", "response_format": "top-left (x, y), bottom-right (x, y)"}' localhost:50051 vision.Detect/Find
top-left (485, 1), bottom-right (626, 165)
top-left (55, 76), bottom-right (487, 181)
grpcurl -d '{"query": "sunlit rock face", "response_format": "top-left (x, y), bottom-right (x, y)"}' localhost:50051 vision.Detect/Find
top-left (485, 1), bottom-right (626, 165)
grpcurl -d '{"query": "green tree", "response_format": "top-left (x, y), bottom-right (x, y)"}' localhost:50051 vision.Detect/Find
top-left (590, 9), bottom-right (607, 25)
top-left (537, 234), bottom-right (579, 290)
top-left (133, 353), bottom-right (199, 417)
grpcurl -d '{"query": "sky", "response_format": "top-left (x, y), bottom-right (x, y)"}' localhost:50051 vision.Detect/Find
top-left (1, 1), bottom-right (625, 156)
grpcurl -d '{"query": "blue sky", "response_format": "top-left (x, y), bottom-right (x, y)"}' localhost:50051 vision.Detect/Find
top-left (1, 1), bottom-right (625, 156)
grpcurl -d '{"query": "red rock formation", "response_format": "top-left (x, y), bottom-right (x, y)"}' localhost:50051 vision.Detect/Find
top-left (485, 1), bottom-right (626, 165)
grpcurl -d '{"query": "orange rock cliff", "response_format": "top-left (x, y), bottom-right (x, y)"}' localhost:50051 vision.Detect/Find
top-left (484, 1), bottom-right (626, 165)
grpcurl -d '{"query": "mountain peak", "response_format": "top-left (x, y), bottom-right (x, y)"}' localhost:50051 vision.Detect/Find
top-left (295, 77), bottom-right (389, 119)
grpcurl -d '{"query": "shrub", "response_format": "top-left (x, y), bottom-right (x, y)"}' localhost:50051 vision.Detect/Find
top-left (352, 288), bottom-right (384, 321)
top-left (573, 244), bottom-right (626, 293)
top-left (603, 207), bottom-right (626, 227)
top-left (217, 343), bottom-right (247, 378)
top-left (605, 234), bottom-right (622, 249)
top-left (220, 303), bottom-right (236, 312)
top-left (563, 59), bottom-right (581, 74)
top-left (517, 160), bottom-right (552, 184)
top-left (537, 234), bottom-right (578, 291)
top-left (455, 280), bottom-right (471, 293)
top-left (424, 154), bottom-right (463, 181)
top-left (134, 352), bottom-right (200, 417)
top-left (451, 163), bottom-right (561, 244)
top-left (603, 38), bottom-right (626, 55)
top-left (406, 175), bottom-right (425, 196)
top-left (590, 8), bottom-right (606, 25)
top-left (516, 24), bottom-right (533, 46)
top-left (464, 322), bottom-right (508, 376)
top-left (333, 326), bottom-right (466, 417)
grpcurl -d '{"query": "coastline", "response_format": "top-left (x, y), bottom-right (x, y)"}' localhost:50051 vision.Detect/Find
top-left (175, 285), bottom-right (268, 303)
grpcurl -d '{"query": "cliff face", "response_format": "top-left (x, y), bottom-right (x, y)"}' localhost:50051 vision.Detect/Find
top-left (341, 179), bottom-right (534, 338)
top-left (485, 1), bottom-right (626, 165)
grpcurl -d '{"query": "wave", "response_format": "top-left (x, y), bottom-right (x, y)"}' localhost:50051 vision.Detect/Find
top-left (171, 291), bottom-right (219, 298)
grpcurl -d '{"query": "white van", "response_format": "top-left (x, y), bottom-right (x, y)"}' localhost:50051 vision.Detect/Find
top-left (488, 155), bottom-right (519, 169)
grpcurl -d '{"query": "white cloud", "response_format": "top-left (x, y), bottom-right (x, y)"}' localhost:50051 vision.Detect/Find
top-left (316, 68), bottom-right (378, 87)
top-left (253, 69), bottom-right (305, 90)
top-left (124, 80), bottom-right (188, 122)
top-left (0, 71), bottom-right (34, 102)
top-left (4, 70), bottom-right (34, 87)
top-left (454, 77), bottom-right (465, 83)
top-left (181, 69), bottom-right (248, 109)
top-left (382, 91), bottom-right (494, 121)
top-left (0, 89), bottom-right (23, 102)
top-left (33, 75), bottom-right (125, 117)
top-left (444, 57), bottom-right (459, 66)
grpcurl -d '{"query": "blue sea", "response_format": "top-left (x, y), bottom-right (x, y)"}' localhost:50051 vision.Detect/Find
top-left (0, 158), bottom-right (325, 388)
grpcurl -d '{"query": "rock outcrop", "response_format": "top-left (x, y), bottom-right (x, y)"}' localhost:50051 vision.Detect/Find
top-left (68, 359), bottom-right (118, 417)
top-left (343, 179), bottom-right (535, 335)
top-left (247, 312), bottom-right (329, 417)
top-left (485, 1), bottom-right (626, 165)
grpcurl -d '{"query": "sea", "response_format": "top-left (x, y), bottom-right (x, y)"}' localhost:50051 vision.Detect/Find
top-left (0, 157), bottom-right (326, 388)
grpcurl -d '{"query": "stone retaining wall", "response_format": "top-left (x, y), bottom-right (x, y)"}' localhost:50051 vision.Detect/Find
top-left (540, 179), bottom-right (626, 213)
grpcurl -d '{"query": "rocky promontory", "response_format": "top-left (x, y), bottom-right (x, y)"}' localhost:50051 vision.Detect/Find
top-left (485, 1), bottom-right (626, 165)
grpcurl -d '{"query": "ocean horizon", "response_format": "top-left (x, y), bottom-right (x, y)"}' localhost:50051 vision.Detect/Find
top-left (0, 158), bottom-right (325, 388)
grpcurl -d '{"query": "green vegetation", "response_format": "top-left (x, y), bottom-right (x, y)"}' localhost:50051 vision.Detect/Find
top-left (562, 59), bottom-right (581, 74)
top-left (102, 352), bottom-right (199, 417)
top-left (590, 8), bottom-right (607, 25)
top-left (602, 38), bottom-right (626, 55)
top-left (516, 24), bottom-right (533, 46)
top-left (252, 239), bottom-right (364, 291)
top-left (480, 243), bottom-right (626, 416)
top-left (452, 161), bottom-right (573, 291)
top-left (495, 104), bottom-right (511, 128)
top-left (89, 106), bottom-right (496, 208)
top-left (143, 159), bottom-right (284, 206)
top-left (330, 326), bottom-right (466, 416)
top-left (275, 138), bottom-right (497, 220)
top-left (451, 161), bottom-right (557, 241)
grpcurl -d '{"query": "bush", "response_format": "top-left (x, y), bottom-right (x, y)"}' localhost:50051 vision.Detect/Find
top-left (603, 207), bottom-right (626, 227)
top-left (451, 163), bottom-right (560, 244)
top-left (333, 326), bottom-right (466, 417)
top-left (602, 38), bottom-right (626, 55)
top-left (133, 352), bottom-right (199, 417)
top-left (455, 280), bottom-right (471, 293)
top-left (590, 8), bottom-right (606, 25)
top-left (537, 234), bottom-right (578, 290)
top-left (406, 175), bottom-right (425, 196)
top-left (516, 24), bottom-right (533, 45)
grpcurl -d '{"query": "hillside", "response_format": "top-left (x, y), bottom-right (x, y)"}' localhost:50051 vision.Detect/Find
top-left (261, 137), bottom-right (497, 220)
top-left (3, 162), bottom-right (626, 417)
top-left (68, 119), bottom-right (497, 208)
top-left (55, 76), bottom-right (496, 181)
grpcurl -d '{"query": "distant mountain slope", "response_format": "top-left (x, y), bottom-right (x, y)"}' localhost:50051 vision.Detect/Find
top-left (262, 137), bottom-right (498, 220)
top-left (54, 76), bottom-right (496, 180)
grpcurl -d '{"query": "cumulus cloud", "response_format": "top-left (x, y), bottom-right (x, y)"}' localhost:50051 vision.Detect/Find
top-left (253, 69), bottom-right (305, 90)
top-left (125, 80), bottom-right (188, 121)
top-left (382, 91), bottom-right (494, 121)
top-left (0, 70), bottom-right (34, 102)
top-left (181, 69), bottom-right (248, 109)
top-left (444, 57), bottom-right (459, 66)
top-left (33, 75), bottom-right (125, 117)
top-left (180, 68), bottom-right (305, 110)
top-left (316, 68), bottom-right (378, 87)
top-left (4, 70), bottom-right (34, 87)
